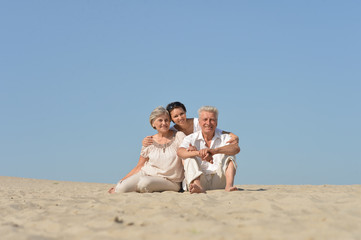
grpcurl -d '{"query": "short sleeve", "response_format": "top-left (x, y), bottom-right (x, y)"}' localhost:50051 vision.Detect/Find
top-left (140, 146), bottom-right (151, 158)
top-left (175, 131), bottom-right (186, 144)
top-left (179, 134), bottom-right (192, 149)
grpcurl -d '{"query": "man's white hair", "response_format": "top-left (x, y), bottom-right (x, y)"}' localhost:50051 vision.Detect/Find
top-left (198, 106), bottom-right (218, 120)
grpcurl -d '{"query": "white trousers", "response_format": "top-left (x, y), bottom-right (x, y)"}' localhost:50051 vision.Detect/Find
top-left (183, 156), bottom-right (236, 191)
top-left (115, 171), bottom-right (181, 193)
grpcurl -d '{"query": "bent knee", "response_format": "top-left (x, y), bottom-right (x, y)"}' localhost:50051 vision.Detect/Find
top-left (137, 177), bottom-right (153, 193)
top-left (226, 159), bottom-right (236, 171)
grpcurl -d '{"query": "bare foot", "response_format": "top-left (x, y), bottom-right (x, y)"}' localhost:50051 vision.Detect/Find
top-left (189, 183), bottom-right (206, 194)
top-left (225, 186), bottom-right (238, 192)
top-left (108, 187), bottom-right (116, 194)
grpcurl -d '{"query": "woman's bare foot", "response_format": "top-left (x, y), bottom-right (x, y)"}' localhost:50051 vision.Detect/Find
top-left (225, 186), bottom-right (238, 192)
top-left (108, 187), bottom-right (116, 194)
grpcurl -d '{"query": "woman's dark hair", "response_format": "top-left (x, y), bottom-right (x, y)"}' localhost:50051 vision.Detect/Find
top-left (166, 101), bottom-right (187, 113)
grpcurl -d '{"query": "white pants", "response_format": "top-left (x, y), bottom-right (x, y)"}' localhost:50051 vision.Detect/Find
top-left (183, 156), bottom-right (236, 191)
top-left (115, 171), bottom-right (181, 193)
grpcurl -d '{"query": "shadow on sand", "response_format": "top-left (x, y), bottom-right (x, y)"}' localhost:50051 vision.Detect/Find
top-left (237, 188), bottom-right (267, 191)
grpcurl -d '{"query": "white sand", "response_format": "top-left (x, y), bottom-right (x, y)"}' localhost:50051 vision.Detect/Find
top-left (1, 176), bottom-right (360, 240)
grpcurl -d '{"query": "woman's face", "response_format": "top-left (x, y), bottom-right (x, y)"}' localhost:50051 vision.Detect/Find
top-left (153, 114), bottom-right (170, 133)
top-left (170, 107), bottom-right (187, 126)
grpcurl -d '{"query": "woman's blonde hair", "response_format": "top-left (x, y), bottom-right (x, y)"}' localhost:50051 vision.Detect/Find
top-left (149, 106), bottom-right (170, 129)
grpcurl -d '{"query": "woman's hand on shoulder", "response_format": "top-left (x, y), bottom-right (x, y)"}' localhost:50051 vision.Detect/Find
top-left (142, 136), bottom-right (153, 147)
top-left (226, 133), bottom-right (239, 145)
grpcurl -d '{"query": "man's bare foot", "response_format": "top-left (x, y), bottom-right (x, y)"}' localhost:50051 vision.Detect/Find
top-left (189, 183), bottom-right (206, 194)
top-left (108, 187), bottom-right (116, 194)
top-left (225, 186), bottom-right (238, 192)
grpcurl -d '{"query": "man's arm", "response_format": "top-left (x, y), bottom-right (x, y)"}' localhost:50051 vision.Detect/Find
top-left (177, 147), bottom-right (199, 159)
top-left (178, 147), bottom-right (214, 163)
top-left (178, 133), bottom-right (199, 159)
top-left (208, 143), bottom-right (240, 156)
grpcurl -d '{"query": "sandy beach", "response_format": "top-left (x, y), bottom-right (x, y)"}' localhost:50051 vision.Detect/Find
top-left (1, 176), bottom-right (360, 240)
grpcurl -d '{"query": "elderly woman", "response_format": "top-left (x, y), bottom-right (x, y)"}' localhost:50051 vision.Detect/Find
top-left (143, 101), bottom-right (239, 146)
top-left (108, 106), bottom-right (185, 193)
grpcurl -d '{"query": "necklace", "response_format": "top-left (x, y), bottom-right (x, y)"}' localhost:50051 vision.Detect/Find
top-left (153, 136), bottom-right (175, 153)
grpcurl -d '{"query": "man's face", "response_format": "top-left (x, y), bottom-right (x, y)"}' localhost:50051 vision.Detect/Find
top-left (199, 111), bottom-right (217, 135)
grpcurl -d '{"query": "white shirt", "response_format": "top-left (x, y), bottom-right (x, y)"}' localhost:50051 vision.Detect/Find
top-left (179, 130), bottom-right (233, 174)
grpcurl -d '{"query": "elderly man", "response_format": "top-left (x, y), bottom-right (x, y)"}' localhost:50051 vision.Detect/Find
top-left (177, 106), bottom-right (240, 193)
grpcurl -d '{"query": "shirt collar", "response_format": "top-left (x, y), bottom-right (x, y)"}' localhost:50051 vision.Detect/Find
top-left (195, 129), bottom-right (222, 142)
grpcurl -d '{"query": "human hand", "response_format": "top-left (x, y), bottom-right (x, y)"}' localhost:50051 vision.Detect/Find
top-left (142, 136), bottom-right (153, 147)
top-left (199, 148), bottom-right (213, 164)
top-left (108, 187), bottom-right (116, 194)
top-left (226, 133), bottom-right (239, 145)
top-left (202, 154), bottom-right (213, 164)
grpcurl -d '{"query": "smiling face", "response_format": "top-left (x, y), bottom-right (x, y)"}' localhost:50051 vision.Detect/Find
top-left (199, 111), bottom-right (217, 135)
top-left (169, 107), bottom-right (187, 126)
top-left (152, 114), bottom-right (171, 133)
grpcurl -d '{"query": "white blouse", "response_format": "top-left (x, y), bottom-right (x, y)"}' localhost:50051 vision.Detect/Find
top-left (140, 131), bottom-right (186, 183)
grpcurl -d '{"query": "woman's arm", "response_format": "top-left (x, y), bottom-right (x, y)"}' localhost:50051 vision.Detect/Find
top-left (108, 156), bottom-right (148, 193)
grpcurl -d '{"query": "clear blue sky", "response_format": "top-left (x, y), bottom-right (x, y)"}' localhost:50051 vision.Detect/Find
top-left (1, 1), bottom-right (360, 185)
